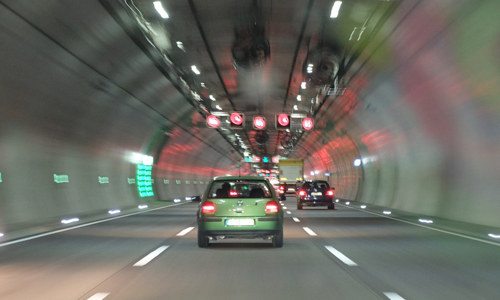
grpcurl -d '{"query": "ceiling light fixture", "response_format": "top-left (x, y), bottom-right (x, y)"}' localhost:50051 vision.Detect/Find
top-left (297, 95), bottom-right (302, 101)
top-left (153, 1), bottom-right (169, 18)
top-left (330, 1), bottom-right (342, 18)
top-left (191, 65), bottom-right (200, 75)
top-left (209, 95), bottom-right (216, 101)
top-left (301, 82), bottom-right (306, 89)
top-left (307, 64), bottom-right (313, 74)
top-left (176, 41), bottom-right (185, 52)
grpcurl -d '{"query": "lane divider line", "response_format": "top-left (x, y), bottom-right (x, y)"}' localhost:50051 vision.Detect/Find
top-left (384, 292), bottom-right (406, 300)
top-left (87, 293), bottom-right (110, 300)
top-left (325, 246), bottom-right (358, 266)
top-left (176, 227), bottom-right (195, 236)
top-left (303, 227), bottom-right (317, 236)
top-left (0, 203), bottom-right (186, 248)
top-left (133, 245), bottom-right (170, 267)
top-left (339, 204), bottom-right (500, 247)
top-left (292, 217), bottom-right (301, 223)
top-left (286, 211), bottom-right (292, 215)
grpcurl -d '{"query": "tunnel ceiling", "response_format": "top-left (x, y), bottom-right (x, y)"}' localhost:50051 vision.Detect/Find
top-left (98, 0), bottom-right (397, 167)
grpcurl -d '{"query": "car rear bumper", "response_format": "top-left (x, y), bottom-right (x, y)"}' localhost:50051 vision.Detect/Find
top-left (198, 216), bottom-right (283, 232)
top-left (200, 229), bottom-right (282, 238)
top-left (299, 198), bottom-right (333, 206)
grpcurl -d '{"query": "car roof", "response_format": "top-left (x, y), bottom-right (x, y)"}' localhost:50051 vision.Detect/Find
top-left (213, 176), bottom-right (268, 181)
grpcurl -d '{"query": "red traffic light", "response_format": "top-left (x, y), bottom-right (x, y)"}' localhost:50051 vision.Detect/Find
top-left (206, 115), bottom-right (220, 128)
top-left (230, 112), bottom-right (244, 127)
top-left (277, 114), bottom-right (290, 127)
top-left (253, 116), bottom-right (266, 130)
top-left (302, 117), bottom-right (314, 130)
top-left (276, 113), bottom-right (290, 130)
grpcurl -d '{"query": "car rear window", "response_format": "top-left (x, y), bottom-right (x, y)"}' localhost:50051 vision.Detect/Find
top-left (208, 180), bottom-right (273, 198)
top-left (302, 181), bottom-right (330, 190)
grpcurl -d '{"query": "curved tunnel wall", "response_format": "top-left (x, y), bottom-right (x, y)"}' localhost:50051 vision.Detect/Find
top-left (309, 1), bottom-right (500, 228)
top-left (1, 1), bottom-right (500, 237)
top-left (0, 2), bottom-right (231, 233)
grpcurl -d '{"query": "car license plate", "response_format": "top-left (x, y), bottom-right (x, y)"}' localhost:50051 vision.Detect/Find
top-left (312, 192), bottom-right (322, 196)
top-left (226, 219), bottom-right (254, 226)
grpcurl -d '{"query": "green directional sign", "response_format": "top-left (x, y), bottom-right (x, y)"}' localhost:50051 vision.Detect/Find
top-left (137, 164), bottom-right (154, 197)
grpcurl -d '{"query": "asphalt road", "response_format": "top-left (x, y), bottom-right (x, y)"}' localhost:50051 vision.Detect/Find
top-left (1, 198), bottom-right (499, 300)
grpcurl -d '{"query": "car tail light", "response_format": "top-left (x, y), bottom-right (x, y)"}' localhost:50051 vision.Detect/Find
top-left (201, 202), bottom-right (215, 214)
top-left (279, 186), bottom-right (284, 190)
top-left (326, 190), bottom-right (334, 196)
top-left (298, 190), bottom-right (306, 197)
top-left (265, 201), bottom-right (279, 213)
top-left (229, 191), bottom-right (238, 197)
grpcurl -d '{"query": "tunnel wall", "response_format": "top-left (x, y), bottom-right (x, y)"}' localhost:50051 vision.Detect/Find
top-left (0, 2), bottom-right (222, 233)
top-left (343, 1), bottom-right (500, 227)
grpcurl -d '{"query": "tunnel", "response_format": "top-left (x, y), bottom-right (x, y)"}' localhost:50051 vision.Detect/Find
top-left (0, 1), bottom-right (499, 299)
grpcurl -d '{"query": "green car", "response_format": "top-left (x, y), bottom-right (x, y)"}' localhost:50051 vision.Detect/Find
top-left (197, 176), bottom-right (284, 248)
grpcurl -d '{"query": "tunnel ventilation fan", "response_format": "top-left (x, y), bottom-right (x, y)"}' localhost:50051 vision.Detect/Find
top-left (303, 48), bottom-right (340, 87)
top-left (254, 130), bottom-right (269, 145)
top-left (232, 24), bottom-right (270, 71)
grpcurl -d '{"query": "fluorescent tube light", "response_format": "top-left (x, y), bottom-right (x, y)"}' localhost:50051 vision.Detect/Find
top-left (330, 1), bottom-right (342, 18)
top-left (153, 1), bottom-right (169, 18)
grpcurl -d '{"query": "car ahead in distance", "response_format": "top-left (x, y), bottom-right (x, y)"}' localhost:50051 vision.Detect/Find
top-left (279, 183), bottom-right (296, 195)
top-left (296, 180), bottom-right (335, 210)
top-left (197, 176), bottom-right (284, 248)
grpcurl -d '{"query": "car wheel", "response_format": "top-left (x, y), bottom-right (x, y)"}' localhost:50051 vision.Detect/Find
top-left (328, 204), bottom-right (335, 210)
top-left (198, 230), bottom-right (209, 248)
top-left (272, 230), bottom-right (283, 248)
top-left (297, 202), bottom-right (303, 210)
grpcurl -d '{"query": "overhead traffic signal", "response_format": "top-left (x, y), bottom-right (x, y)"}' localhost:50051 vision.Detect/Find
top-left (302, 117), bottom-right (314, 131)
top-left (253, 116), bottom-right (266, 130)
top-left (275, 113), bottom-right (290, 130)
top-left (206, 115), bottom-right (221, 128)
top-left (229, 112), bottom-right (245, 129)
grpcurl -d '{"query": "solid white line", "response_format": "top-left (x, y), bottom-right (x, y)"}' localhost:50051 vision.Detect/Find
top-left (286, 211), bottom-right (292, 215)
top-left (0, 203), bottom-right (186, 248)
top-left (339, 204), bottom-right (500, 247)
top-left (384, 292), bottom-right (406, 300)
top-left (176, 227), bottom-right (195, 236)
top-left (303, 227), bottom-right (317, 236)
top-left (325, 246), bottom-right (358, 266)
top-left (133, 246), bottom-right (169, 267)
top-left (87, 293), bottom-right (110, 300)
top-left (292, 217), bottom-right (300, 223)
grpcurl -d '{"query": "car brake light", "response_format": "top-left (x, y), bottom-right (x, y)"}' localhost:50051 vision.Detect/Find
top-left (229, 191), bottom-right (238, 196)
top-left (201, 201), bottom-right (215, 214)
top-left (298, 190), bottom-right (306, 196)
top-left (326, 190), bottom-right (334, 196)
top-left (279, 186), bottom-right (284, 190)
top-left (265, 201), bottom-right (279, 213)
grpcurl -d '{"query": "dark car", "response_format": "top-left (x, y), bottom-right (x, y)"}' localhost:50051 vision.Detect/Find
top-left (296, 180), bottom-right (335, 210)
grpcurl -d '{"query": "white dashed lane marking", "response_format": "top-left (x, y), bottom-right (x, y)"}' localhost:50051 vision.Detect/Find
top-left (303, 227), bottom-right (317, 236)
top-left (384, 292), bottom-right (406, 300)
top-left (292, 217), bottom-right (300, 222)
top-left (87, 293), bottom-right (110, 300)
top-left (324, 246), bottom-right (358, 266)
top-left (176, 227), bottom-right (195, 236)
top-left (133, 246), bottom-right (170, 267)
